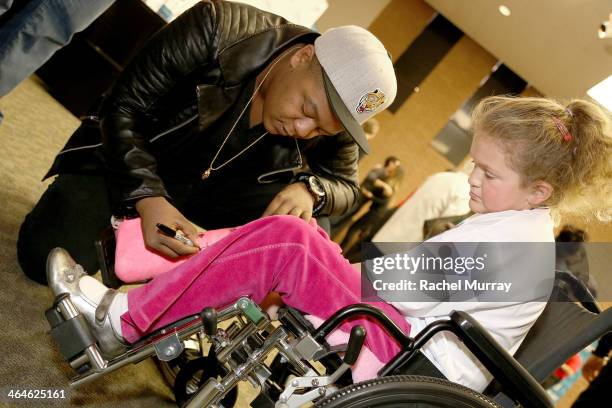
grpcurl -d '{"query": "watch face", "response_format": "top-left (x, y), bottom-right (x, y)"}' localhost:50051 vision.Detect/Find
top-left (308, 176), bottom-right (325, 196)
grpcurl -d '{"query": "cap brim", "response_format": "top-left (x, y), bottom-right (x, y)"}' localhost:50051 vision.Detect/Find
top-left (321, 70), bottom-right (371, 155)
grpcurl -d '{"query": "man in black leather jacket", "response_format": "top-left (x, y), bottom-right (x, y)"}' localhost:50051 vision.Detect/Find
top-left (18, 0), bottom-right (397, 284)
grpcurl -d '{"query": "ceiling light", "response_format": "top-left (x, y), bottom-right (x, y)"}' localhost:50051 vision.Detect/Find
top-left (498, 5), bottom-right (511, 16)
top-left (587, 75), bottom-right (612, 112)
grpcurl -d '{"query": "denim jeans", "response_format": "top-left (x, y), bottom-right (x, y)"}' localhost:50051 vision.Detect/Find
top-left (0, 0), bottom-right (115, 97)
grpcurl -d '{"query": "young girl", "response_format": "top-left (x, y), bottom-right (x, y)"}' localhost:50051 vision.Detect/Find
top-left (47, 96), bottom-right (611, 392)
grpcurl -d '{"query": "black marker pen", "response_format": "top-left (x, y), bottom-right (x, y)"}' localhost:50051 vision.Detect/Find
top-left (156, 223), bottom-right (196, 247)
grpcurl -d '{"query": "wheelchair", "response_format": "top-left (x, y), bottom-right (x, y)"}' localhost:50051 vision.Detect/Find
top-left (46, 231), bottom-right (610, 408)
top-left (46, 287), bottom-right (564, 408)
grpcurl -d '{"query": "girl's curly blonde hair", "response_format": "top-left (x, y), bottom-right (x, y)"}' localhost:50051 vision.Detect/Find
top-left (472, 96), bottom-right (612, 223)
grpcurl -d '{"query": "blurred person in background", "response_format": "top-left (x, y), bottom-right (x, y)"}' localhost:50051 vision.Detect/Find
top-left (555, 225), bottom-right (597, 298)
top-left (373, 168), bottom-right (472, 243)
top-left (339, 158), bottom-right (403, 261)
top-left (331, 156), bottom-right (401, 238)
top-left (358, 118), bottom-right (380, 161)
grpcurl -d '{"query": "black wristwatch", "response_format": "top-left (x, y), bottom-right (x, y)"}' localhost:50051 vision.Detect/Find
top-left (295, 173), bottom-right (326, 215)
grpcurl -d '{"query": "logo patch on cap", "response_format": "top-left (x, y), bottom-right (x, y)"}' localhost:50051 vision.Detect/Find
top-left (356, 89), bottom-right (386, 114)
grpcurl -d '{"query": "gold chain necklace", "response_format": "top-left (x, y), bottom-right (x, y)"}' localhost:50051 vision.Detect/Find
top-left (201, 46), bottom-right (298, 180)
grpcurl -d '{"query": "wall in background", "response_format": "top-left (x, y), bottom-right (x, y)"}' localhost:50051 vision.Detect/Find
top-left (363, 0), bottom-right (497, 199)
top-left (316, 0), bottom-right (390, 31)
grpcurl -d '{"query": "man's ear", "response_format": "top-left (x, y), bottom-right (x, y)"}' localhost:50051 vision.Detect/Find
top-left (289, 44), bottom-right (315, 68)
top-left (528, 180), bottom-right (553, 207)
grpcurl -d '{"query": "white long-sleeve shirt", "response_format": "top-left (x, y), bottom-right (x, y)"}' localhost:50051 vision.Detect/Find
top-left (391, 209), bottom-right (555, 391)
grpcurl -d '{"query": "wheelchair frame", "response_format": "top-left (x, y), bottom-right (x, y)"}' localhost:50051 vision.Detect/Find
top-left (46, 293), bottom-right (552, 408)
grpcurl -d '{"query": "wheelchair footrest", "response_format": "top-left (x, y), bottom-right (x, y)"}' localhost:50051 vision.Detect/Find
top-left (46, 305), bottom-right (97, 362)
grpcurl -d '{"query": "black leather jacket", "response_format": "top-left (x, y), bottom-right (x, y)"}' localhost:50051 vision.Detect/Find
top-left (45, 0), bottom-right (359, 216)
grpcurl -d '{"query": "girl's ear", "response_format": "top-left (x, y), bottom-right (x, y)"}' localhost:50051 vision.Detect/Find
top-left (528, 180), bottom-right (553, 207)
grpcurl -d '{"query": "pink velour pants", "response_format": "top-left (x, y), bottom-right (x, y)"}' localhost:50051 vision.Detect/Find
top-left (120, 216), bottom-right (411, 364)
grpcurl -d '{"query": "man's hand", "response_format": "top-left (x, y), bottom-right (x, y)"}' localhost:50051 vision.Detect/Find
top-left (262, 183), bottom-right (315, 222)
top-left (582, 355), bottom-right (606, 382)
top-left (135, 197), bottom-right (200, 258)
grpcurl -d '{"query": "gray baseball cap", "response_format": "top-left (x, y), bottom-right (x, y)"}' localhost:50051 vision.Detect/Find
top-left (315, 26), bottom-right (397, 154)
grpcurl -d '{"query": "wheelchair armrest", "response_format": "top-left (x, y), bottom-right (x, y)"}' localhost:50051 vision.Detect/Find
top-left (448, 310), bottom-right (552, 408)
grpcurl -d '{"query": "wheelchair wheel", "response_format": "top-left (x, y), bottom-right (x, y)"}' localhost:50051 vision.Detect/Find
top-left (314, 375), bottom-right (500, 408)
